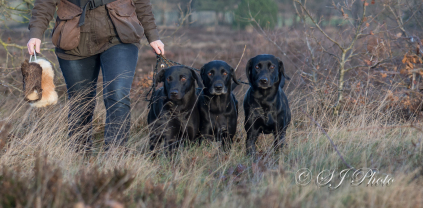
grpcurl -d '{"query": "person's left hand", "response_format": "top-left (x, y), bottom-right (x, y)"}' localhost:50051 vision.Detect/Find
top-left (150, 40), bottom-right (165, 55)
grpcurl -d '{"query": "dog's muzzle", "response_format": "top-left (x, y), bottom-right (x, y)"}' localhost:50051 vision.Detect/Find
top-left (257, 77), bottom-right (271, 89)
top-left (210, 83), bottom-right (227, 95)
top-left (168, 89), bottom-right (182, 100)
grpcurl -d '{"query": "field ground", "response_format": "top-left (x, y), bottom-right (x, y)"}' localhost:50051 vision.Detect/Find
top-left (1, 26), bottom-right (423, 207)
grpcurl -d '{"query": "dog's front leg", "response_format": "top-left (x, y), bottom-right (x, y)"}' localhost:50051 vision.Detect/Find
top-left (220, 127), bottom-right (233, 152)
top-left (222, 136), bottom-right (233, 152)
top-left (246, 128), bottom-right (260, 156)
top-left (162, 125), bottom-right (181, 156)
top-left (149, 134), bottom-right (162, 157)
top-left (273, 126), bottom-right (288, 152)
top-left (200, 120), bottom-right (214, 139)
top-left (198, 120), bottom-right (216, 149)
top-left (165, 136), bottom-right (180, 157)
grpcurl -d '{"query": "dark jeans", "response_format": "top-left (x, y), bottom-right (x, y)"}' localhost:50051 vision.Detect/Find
top-left (58, 43), bottom-right (138, 150)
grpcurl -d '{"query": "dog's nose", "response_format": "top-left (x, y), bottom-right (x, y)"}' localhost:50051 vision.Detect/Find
top-left (214, 84), bottom-right (223, 91)
top-left (170, 90), bottom-right (179, 96)
top-left (260, 78), bottom-right (268, 84)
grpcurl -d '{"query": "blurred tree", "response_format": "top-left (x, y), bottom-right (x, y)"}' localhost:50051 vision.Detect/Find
top-left (0, 0), bottom-right (33, 26)
top-left (234, 0), bottom-right (278, 29)
top-left (154, 0), bottom-right (170, 25)
top-left (191, 0), bottom-right (239, 26)
top-left (193, 0), bottom-right (238, 11)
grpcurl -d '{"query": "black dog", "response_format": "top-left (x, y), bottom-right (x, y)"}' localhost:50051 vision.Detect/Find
top-left (243, 54), bottom-right (291, 155)
top-left (147, 66), bottom-right (204, 154)
top-left (198, 61), bottom-right (240, 150)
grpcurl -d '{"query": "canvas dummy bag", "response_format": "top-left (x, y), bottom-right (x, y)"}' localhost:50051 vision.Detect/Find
top-left (52, 0), bottom-right (144, 50)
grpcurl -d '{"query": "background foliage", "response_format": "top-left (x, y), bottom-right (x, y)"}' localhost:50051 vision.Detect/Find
top-left (233, 0), bottom-right (278, 29)
top-left (1, 0), bottom-right (423, 207)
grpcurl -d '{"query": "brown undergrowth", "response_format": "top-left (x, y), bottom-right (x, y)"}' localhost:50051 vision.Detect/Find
top-left (1, 4), bottom-right (423, 205)
top-left (0, 77), bottom-right (423, 207)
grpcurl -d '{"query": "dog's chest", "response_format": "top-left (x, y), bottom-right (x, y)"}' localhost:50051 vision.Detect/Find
top-left (202, 95), bottom-right (232, 113)
top-left (169, 111), bottom-right (190, 124)
top-left (203, 97), bottom-right (235, 131)
top-left (254, 107), bottom-right (278, 128)
top-left (249, 92), bottom-right (281, 128)
top-left (209, 113), bottom-right (230, 127)
top-left (159, 107), bottom-right (191, 125)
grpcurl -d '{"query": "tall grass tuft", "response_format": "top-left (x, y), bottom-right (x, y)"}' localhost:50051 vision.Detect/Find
top-left (0, 78), bottom-right (422, 207)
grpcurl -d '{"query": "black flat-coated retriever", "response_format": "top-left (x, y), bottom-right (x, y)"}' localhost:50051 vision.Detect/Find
top-left (243, 54), bottom-right (291, 156)
top-left (198, 60), bottom-right (240, 150)
top-left (147, 66), bottom-right (204, 154)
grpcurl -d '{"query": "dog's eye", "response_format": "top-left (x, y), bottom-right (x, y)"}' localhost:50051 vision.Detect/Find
top-left (181, 77), bottom-right (187, 82)
top-left (255, 65), bottom-right (260, 69)
top-left (223, 72), bottom-right (228, 76)
top-left (208, 72), bottom-right (212, 76)
top-left (167, 77), bottom-right (172, 82)
top-left (270, 65), bottom-right (275, 69)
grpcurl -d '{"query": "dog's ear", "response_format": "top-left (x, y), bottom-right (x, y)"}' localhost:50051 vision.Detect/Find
top-left (230, 67), bottom-right (240, 85)
top-left (277, 58), bottom-right (289, 81)
top-left (200, 65), bottom-right (207, 80)
top-left (155, 68), bottom-right (166, 85)
top-left (191, 69), bottom-right (204, 89)
top-left (246, 58), bottom-right (253, 85)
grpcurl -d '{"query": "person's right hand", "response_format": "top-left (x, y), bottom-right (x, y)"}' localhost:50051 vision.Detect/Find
top-left (27, 38), bottom-right (41, 55)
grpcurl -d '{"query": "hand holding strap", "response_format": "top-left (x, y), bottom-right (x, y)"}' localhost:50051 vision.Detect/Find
top-left (29, 49), bottom-right (38, 63)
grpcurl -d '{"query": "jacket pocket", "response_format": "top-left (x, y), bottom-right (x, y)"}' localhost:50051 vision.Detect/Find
top-left (52, 0), bottom-right (82, 50)
top-left (106, 0), bottom-right (144, 43)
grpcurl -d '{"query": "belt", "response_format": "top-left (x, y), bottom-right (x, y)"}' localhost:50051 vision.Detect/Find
top-left (67, 0), bottom-right (118, 27)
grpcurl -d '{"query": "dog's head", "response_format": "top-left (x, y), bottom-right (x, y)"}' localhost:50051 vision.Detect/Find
top-left (246, 54), bottom-right (286, 89)
top-left (156, 66), bottom-right (203, 100)
top-left (200, 60), bottom-right (240, 95)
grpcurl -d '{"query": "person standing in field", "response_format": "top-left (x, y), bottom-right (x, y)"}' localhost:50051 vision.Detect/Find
top-left (27, 0), bottom-right (164, 151)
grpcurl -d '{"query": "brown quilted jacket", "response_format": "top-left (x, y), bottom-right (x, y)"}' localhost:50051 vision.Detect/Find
top-left (29, 0), bottom-right (160, 60)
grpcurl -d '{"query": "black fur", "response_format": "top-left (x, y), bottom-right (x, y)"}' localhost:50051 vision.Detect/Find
top-left (147, 66), bottom-right (204, 154)
top-left (198, 61), bottom-right (240, 150)
top-left (243, 54), bottom-right (291, 156)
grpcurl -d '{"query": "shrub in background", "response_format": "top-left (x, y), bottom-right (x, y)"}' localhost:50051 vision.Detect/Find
top-left (234, 0), bottom-right (278, 29)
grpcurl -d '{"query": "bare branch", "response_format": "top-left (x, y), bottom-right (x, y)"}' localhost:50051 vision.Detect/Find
top-left (249, 16), bottom-right (287, 56)
top-left (294, 0), bottom-right (344, 51)
top-left (234, 45), bottom-right (247, 71)
top-left (345, 0), bottom-right (367, 52)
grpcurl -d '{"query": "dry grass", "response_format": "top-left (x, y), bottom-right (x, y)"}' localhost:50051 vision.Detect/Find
top-left (1, 10), bottom-right (423, 205)
top-left (0, 74), bottom-right (423, 207)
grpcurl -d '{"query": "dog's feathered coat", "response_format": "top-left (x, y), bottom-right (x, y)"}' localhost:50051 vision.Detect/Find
top-left (147, 66), bottom-right (203, 153)
top-left (243, 54), bottom-right (291, 155)
top-left (21, 59), bottom-right (58, 108)
top-left (198, 60), bottom-right (240, 150)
